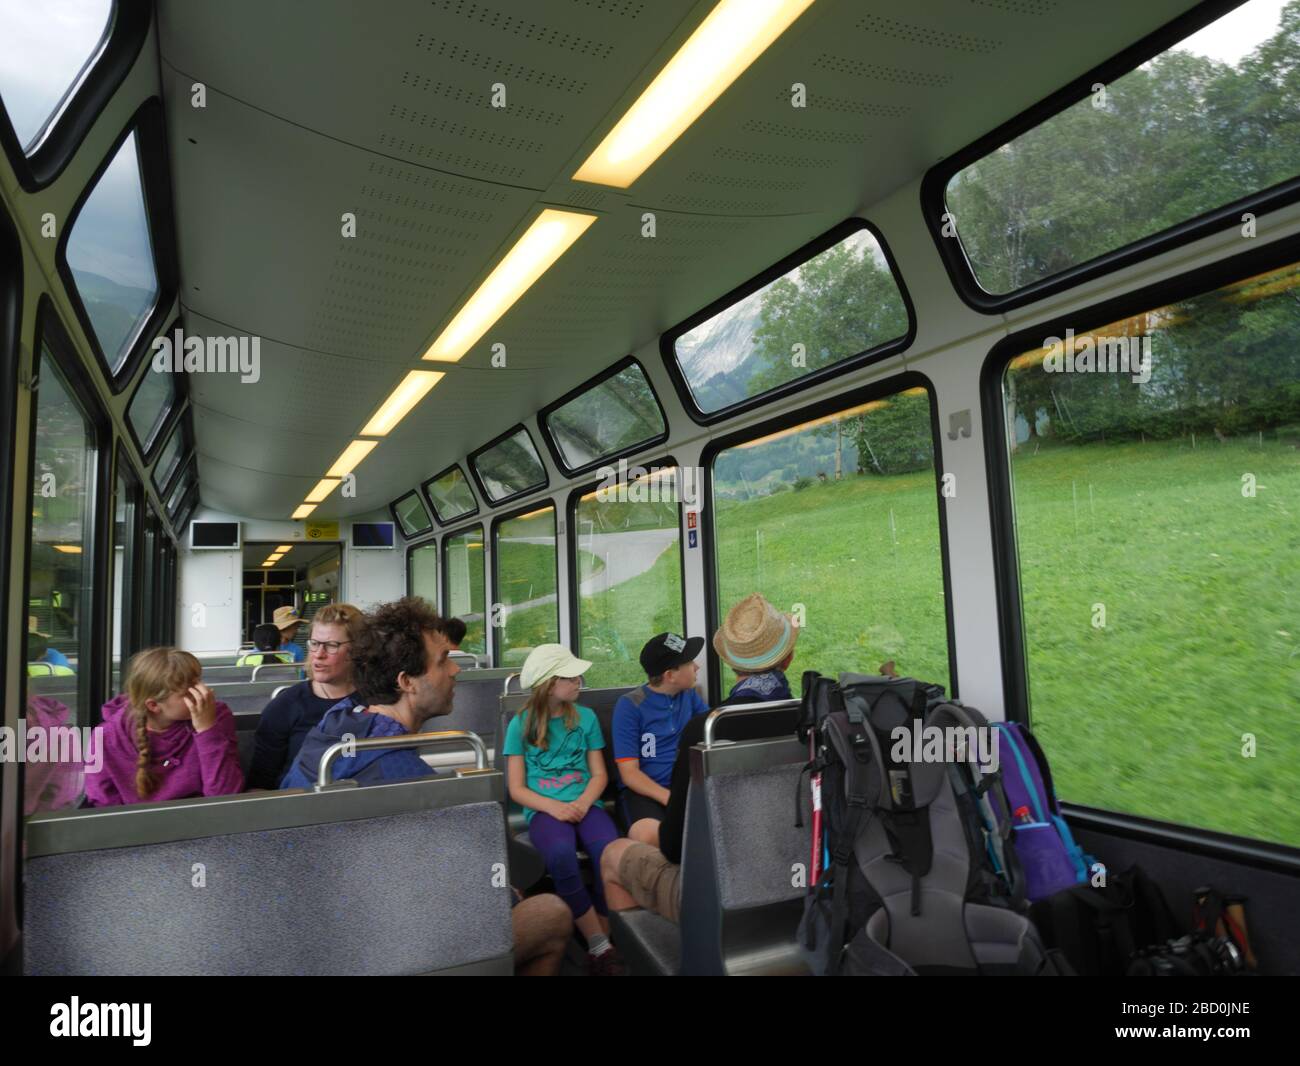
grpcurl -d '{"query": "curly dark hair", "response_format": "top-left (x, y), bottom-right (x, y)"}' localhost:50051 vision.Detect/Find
top-left (352, 597), bottom-right (450, 705)
top-left (443, 616), bottom-right (467, 647)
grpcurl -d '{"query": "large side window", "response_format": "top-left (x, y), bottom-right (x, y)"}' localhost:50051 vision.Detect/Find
top-left (711, 386), bottom-right (950, 699)
top-left (493, 506), bottom-right (558, 668)
top-left (998, 257), bottom-right (1300, 848)
top-left (0, 0), bottom-right (113, 154)
top-left (668, 221), bottom-right (909, 419)
top-left (27, 346), bottom-right (98, 743)
top-left (409, 541), bottom-right (438, 608)
top-left (126, 329), bottom-right (179, 457)
top-left (443, 525), bottom-right (486, 658)
top-left (63, 127), bottom-right (160, 377)
top-left (392, 490), bottom-right (432, 539)
top-left (937, 1), bottom-right (1300, 303)
top-left (573, 464), bottom-right (684, 688)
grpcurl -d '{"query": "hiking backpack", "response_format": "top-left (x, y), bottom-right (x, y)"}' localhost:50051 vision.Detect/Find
top-left (796, 671), bottom-right (1066, 976)
top-left (994, 721), bottom-right (1094, 901)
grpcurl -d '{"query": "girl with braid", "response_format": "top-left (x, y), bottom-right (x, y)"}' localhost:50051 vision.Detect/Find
top-left (85, 648), bottom-right (243, 806)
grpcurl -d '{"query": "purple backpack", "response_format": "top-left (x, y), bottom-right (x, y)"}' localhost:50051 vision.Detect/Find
top-left (994, 722), bottom-right (1093, 902)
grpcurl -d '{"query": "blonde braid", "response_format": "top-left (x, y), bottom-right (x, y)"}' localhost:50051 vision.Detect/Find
top-left (132, 702), bottom-right (158, 799)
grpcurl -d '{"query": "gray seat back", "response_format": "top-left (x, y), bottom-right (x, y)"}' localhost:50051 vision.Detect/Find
top-left (679, 701), bottom-right (810, 976)
top-left (24, 773), bottom-right (513, 976)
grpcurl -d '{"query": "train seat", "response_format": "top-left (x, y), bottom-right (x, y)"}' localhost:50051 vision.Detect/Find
top-left (24, 768), bottom-right (514, 975)
top-left (612, 706), bottom-right (810, 976)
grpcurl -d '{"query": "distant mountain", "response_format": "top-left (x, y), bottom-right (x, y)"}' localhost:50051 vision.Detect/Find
top-left (67, 268), bottom-right (156, 364)
top-left (676, 288), bottom-right (764, 406)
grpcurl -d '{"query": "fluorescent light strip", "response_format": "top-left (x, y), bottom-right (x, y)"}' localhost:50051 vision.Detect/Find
top-left (573, 0), bottom-right (815, 188)
top-left (275, 545), bottom-right (292, 553)
top-left (305, 477), bottom-right (341, 504)
top-left (361, 371), bottom-right (445, 437)
top-left (326, 440), bottom-right (377, 479)
top-left (423, 209), bottom-right (596, 363)
top-left (292, 504), bottom-right (317, 520)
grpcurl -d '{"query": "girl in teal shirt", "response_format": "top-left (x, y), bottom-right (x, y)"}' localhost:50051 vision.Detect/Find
top-left (502, 644), bottom-right (623, 975)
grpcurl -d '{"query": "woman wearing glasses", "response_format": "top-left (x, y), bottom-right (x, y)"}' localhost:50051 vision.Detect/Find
top-left (247, 603), bottom-right (365, 790)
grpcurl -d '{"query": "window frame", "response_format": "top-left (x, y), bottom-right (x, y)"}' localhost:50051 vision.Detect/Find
top-left (489, 501), bottom-right (560, 668)
top-left (110, 441), bottom-right (143, 679)
top-left (980, 230), bottom-right (1300, 873)
top-left (165, 455), bottom-right (197, 522)
top-left (538, 355), bottom-right (671, 478)
top-left (921, 0), bottom-right (1300, 314)
top-left (0, 0), bottom-right (150, 192)
top-left (565, 453), bottom-right (687, 673)
top-left (53, 97), bottom-right (180, 392)
top-left (124, 315), bottom-right (186, 461)
top-left (152, 409), bottom-right (192, 498)
top-left (440, 521), bottom-right (487, 662)
top-left (1, 198), bottom-right (20, 806)
top-left (405, 536), bottom-right (440, 609)
top-left (699, 370), bottom-right (957, 707)
top-left (467, 423), bottom-right (550, 508)
top-left (661, 217), bottom-right (916, 426)
top-left (420, 462), bottom-right (479, 526)
top-left (26, 296), bottom-right (114, 723)
top-left (389, 488), bottom-right (433, 540)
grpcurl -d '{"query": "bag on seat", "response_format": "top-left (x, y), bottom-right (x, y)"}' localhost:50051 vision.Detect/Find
top-left (795, 671), bottom-right (1065, 976)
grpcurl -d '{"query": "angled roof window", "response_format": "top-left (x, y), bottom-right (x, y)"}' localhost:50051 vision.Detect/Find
top-left (543, 360), bottom-right (667, 474)
top-left (935, 0), bottom-right (1300, 304)
top-left (422, 464), bottom-right (478, 524)
top-left (0, 0), bottom-right (113, 154)
top-left (667, 221), bottom-right (910, 419)
top-left (471, 427), bottom-right (548, 505)
top-left (392, 490), bottom-right (433, 538)
top-left (64, 128), bottom-right (160, 375)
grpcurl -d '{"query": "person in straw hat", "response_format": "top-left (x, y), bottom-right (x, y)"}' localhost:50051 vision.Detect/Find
top-left (502, 643), bottom-right (625, 975)
top-left (271, 605), bottom-right (307, 662)
top-left (600, 594), bottom-right (799, 926)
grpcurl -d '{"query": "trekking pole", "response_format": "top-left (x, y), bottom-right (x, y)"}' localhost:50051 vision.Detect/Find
top-left (810, 729), bottom-right (823, 885)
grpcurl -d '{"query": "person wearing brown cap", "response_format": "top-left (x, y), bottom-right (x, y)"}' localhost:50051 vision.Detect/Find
top-left (600, 594), bottom-right (799, 926)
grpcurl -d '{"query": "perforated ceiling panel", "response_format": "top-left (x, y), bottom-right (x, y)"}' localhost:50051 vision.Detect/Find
top-left (159, 0), bottom-right (1201, 519)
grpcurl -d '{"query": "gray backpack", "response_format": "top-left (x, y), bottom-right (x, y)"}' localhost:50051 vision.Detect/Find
top-left (797, 671), bottom-right (1068, 976)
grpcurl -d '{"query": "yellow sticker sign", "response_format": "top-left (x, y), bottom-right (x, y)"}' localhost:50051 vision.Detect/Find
top-left (305, 521), bottom-right (340, 540)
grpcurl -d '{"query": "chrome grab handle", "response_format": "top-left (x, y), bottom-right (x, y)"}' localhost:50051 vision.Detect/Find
top-left (251, 662), bottom-right (299, 681)
top-left (502, 673), bottom-right (521, 695)
top-left (271, 685), bottom-right (291, 699)
top-left (316, 729), bottom-right (488, 789)
top-left (702, 699), bottom-right (801, 747)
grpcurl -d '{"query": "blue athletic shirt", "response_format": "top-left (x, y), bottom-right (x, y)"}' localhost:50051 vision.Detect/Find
top-left (611, 684), bottom-right (709, 789)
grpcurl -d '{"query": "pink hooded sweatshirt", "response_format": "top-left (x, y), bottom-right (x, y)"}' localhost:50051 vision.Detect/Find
top-left (85, 693), bottom-right (244, 807)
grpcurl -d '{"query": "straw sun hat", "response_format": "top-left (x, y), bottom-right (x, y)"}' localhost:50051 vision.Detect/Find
top-left (713, 593), bottom-right (798, 673)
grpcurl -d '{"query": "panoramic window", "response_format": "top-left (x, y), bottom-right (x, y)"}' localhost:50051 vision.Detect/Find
top-left (712, 388), bottom-right (949, 698)
top-left (409, 542), bottom-right (438, 608)
top-left (1000, 258), bottom-right (1300, 847)
top-left (574, 464), bottom-right (684, 688)
top-left (673, 225), bottom-right (908, 415)
top-left (423, 464), bottom-right (476, 523)
top-left (393, 490), bottom-right (432, 538)
top-left (443, 525), bottom-right (486, 658)
top-left (126, 353), bottom-right (175, 454)
top-left (0, 0), bottom-right (113, 153)
top-left (166, 461), bottom-right (193, 518)
top-left (64, 129), bottom-right (159, 374)
top-left (152, 421), bottom-right (183, 492)
top-left (545, 361), bottom-right (666, 472)
top-left (472, 427), bottom-right (547, 503)
top-left (27, 350), bottom-right (96, 769)
top-left (493, 506), bottom-right (559, 668)
top-left (945, 0), bottom-right (1300, 295)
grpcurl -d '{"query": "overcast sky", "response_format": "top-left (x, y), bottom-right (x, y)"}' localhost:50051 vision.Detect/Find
top-left (1176, 0), bottom-right (1288, 65)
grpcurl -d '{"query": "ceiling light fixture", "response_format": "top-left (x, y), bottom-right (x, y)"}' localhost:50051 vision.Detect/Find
top-left (305, 477), bottom-right (341, 504)
top-left (572, 0), bottom-right (815, 188)
top-left (292, 504), bottom-right (317, 520)
top-left (361, 371), bottom-right (446, 436)
top-left (326, 440), bottom-right (377, 479)
top-left (422, 209), bottom-right (596, 363)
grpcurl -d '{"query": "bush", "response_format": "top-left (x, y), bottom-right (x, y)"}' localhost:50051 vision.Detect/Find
top-left (792, 475), bottom-right (813, 491)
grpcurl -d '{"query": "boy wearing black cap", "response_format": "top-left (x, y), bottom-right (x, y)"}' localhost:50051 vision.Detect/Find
top-left (610, 632), bottom-right (707, 846)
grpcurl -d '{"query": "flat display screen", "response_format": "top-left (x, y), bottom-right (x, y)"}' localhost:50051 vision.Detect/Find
top-left (351, 522), bottom-right (395, 549)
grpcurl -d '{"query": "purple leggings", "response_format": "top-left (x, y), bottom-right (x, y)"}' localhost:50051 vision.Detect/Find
top-left (527, 806), bottom-right (619, 920)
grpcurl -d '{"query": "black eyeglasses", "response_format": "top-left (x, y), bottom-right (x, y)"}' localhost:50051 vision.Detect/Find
top-left (307, 639), bottom-right (353, 654)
